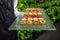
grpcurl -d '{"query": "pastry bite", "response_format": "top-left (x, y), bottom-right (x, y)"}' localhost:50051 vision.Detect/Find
top-left (33, 18), bottom-right (37, 20)
top-left (37, 10), bottom-right (41, 12)
top-left (27, 8), bottom-right (31, 12)
top-left (33, 18), bottom-right (39, 24)
top-left (37, 15), bottom-right (42, 18)
top-left (37, 10), bottom-right (40, 12)
top-left (29, 10), bottom-right (31, 12)
top-left (33, 20), bottom-right (39, 24)
top-left (24, 12), bottom-right (29, 16)
top-left (21, 18), bottom-right (27, 21)
top-left (26, 8), bottom-right (30, 10)
top-left (33, 18), bottom-right (38, 21)
top-left (28, 18), bottom-right (33, 20)
top-left (29, 12), bottom-right (33, 16)
top-left (29, 8), bottom-right (33, 12)
top-left (26, 8), bottom-right (31, 12)
top-left (33, 15), bottom-right (37, 18)
top-left (39, 20), bottom-right (46, 24)
top-left (28, 15), bottom-right (33, 18)
top-left (38, 18), bottom-right (44, 21)
top-left (23, 15), bottom-right (28, 18)
top-left (36, 8), bottom-right (39, 12)
top-left (20, 20), bottom-right (26, 24)
top-left (33, 10), bottom-right (36, 13)
top-left (37, 13), bottom-right (42, 15)
top-left (33, 12), bottom-right (37, 15)
top-left (27, 20), bottom-right (32, 24)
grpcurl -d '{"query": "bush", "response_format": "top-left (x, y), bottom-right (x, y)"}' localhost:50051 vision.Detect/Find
top-left (17, 0), bottom-right (60, 40)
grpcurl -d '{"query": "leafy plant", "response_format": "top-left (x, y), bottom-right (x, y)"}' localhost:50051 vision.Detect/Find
top-left (17, 0), bottom-right (60, 40)
top-left (18, 30), bottom-right (41, 40)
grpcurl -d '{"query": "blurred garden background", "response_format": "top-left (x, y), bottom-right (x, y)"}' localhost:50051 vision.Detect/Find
top-left (17, 0), bottom-right (60, 40)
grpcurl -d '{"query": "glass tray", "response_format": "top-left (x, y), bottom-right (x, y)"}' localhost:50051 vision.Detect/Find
top-left (9, 9), bottom-right (56, 30)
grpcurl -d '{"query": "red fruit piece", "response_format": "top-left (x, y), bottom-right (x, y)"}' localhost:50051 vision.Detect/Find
top-left (37, 15), bottom-right (42, 18)
top-left (33, 15), bottom-right (37, 18)
top-left (23, 15), bottom-right (28, 18)
top-left (28, 15), bottom-right (33, 18)
top-left (36, 9), bottom-right (40, 12)
top-left (33, 10), bottom-right (36, 12)
top-left (36, 10), bottom-right (38, 12)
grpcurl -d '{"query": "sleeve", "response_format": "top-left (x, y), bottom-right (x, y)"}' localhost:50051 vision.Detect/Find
top-left (0, 0), bottom-right (17, 40)
top-left (0, 0), bottom-right (16, 29)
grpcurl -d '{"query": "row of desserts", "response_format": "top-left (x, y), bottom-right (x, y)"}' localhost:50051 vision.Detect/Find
top-left (24, 12), bottom-right (42, 18)
top-left (25, 8), bottom-right (41, 12)
top-left (20, 18), bottom-right (46, 25)
top-left (20, 8), bottom-right (46, 25)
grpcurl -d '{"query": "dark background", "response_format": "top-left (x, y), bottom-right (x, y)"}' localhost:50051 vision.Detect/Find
top-left (0, 0), bottom-right (17, 40)
top-left (29, 21), bottom-right (60, 40)
top-left (0, 0), bottom-right (60, 40)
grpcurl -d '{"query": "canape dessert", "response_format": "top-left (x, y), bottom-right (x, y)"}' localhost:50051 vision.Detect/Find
top-left (20, 20), bottom-right (26, 24)
top-left (37, 13), bottom-right (42, 15)
top-left (23, 15), bottom-right (28, 18)
top-left (33, 15), bottom-right (37, 18)
top-left (33, 20), bottom-right (39, 24)
top-left (27, 20), bottom-right (32, 24)
top-left (28, 15), bottom-right (33, 18)
top-left (33, 8), bottom-right (37, 12)
top-left (26, 8), bottom-right (31, 11)
top-left (33, 18), bottom-right (39, 24)
top-left (21, 18), bottom-right (27, 21)
top-left (37, 15), bottom-right (42, 18)
top-left (33, 18), bottom-right (38, 21)
top-left (26, 8), bottom-right (31, 12)
top-left (24, 12), bottom-right (29, 16)
top-left (28, 18), bottom-right (33, 21)
top-left (29, 12), bottom-right (33, 16)
top-left (33, 12), bottom-right (37, 15)
top-left (36, 10), bottom-right (40, 13)
top-left (29, 10), bottom-right (31, 12)
top-left (38, 18), bottom-right (44, 21)
top-left (39, 20), bottom-right (46, 24)
top-left (29, 8), bottom-right (33, 12)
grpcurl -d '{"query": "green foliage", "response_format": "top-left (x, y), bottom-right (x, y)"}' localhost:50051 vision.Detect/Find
top-left (18, 30), bottom-right (42, 40)
top-left (17, 0), bottom-right (60, 40)
top-left (18, 30), bottom-right (32, 40)
top-left (17, 0), bottom-right (60, 22)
